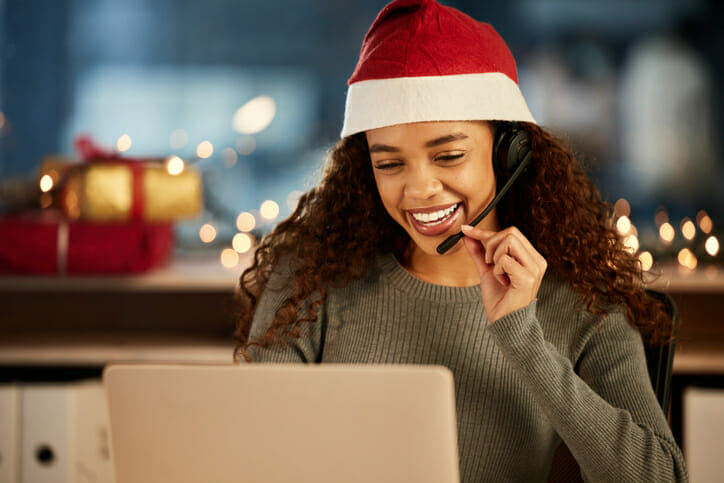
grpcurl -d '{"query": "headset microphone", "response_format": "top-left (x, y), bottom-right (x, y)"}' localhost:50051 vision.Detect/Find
top-left (436, 125), bottom-right (532, 255)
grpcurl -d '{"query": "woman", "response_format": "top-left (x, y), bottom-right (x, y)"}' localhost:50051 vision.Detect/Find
top-left (234, 0), bottom-right (688, 481)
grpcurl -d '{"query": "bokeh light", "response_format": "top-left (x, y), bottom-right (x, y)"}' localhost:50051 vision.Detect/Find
top-left (232, 96), bottom-right (276, 134)
top-left (39, 174), bottom-right (54, 193)
top-left (232, 233), bottom-right (253, 253)
top-left (220, 248), bottom-right (239, 268)
top-left (116, 134), bottom-right (132, 152)
top-left (166, 156), bottom-right (185, 175)
top-left (681, 218), bottom-right (696, 241)
top-left (616, 216), bottom-right (632, 235)
top-left (697, 210), bottom-right (713, 234)
top-left (677, 248), bottom-right (698, 269)
top-left (614, 198), bottom-right (631, 218)
top-left (659, 222), bottom-right (675, 244)
top-left (638, 251), bottom-right (653, 271)
top-left (236, 212), bottom-right (256, 232)
top-left (705, 236), bottom-right (720, 257)
top-left (197, 140), bottom-right (214, 159)
top-left (221, 147), bottom-right (238, 168)
top-left (654, 208), bottom-right (669, 227)
top-left (199, 223), bottom-right (217, 243)
top-left (260, 200), bottom-right (280, 220)
top-left (623, 234), bottom-right (639, 254)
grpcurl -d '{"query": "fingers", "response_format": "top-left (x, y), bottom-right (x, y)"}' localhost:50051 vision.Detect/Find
top-left (461, 224), bottom-right (547, 322)
top-left (462, 225), bottom-right (545, 271)
top-left (461, 224), bottom-right (547, 286)
top-left (494, 254), bottom-right (535, 289)
top-left (462, 234), bottom-right (491, 279)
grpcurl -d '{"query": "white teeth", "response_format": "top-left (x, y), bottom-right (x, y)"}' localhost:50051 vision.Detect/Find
top-left (411, 203), bottom-right (459, 224)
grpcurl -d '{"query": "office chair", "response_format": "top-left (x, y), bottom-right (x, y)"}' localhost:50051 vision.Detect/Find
top-left (643, 289), bottom-right (678, 414)
top-left (547, 289), bottom-right (679, 482)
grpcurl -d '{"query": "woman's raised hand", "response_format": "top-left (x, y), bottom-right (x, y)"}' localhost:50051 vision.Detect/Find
top-left (461, 225), bottom-right (547, 323)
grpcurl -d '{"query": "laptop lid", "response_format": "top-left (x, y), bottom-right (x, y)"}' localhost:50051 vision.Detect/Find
top-left (103, 363), bottom-right (460, 483)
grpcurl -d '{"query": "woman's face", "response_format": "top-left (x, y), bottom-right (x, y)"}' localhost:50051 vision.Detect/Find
top-left (366, 121), bottom-right (498, 256)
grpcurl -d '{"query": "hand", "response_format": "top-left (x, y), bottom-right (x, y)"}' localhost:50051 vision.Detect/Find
top-left (461, 225), bottom-right (547, 323)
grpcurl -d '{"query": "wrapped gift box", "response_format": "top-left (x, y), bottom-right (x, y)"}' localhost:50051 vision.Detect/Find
top-left (39, 159), bottom-right (203, 223)
top-left (0, 211), bottom-right (173, 274)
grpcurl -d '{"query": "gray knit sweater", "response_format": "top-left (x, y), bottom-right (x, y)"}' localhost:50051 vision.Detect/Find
top-left (247, 252), bottom-right (688, 482)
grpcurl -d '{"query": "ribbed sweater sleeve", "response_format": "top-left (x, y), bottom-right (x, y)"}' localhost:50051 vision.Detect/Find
top-left (487, 301), bottom-right (688, 482)
top-left (246, 260), bottom-right (324, 363)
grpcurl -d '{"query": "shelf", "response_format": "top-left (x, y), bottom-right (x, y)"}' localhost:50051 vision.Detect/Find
top-left (674, 342), bottom-right (724, 375)
top-left (0, 251), bottom-right (253, 292)
top-left (0, 335), bottom-right (236, 366)
top-left (646, 265), bottom-right (724, 293)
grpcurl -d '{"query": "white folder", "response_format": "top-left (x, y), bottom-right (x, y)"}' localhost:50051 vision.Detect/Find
top-left (0, 384), bottom-right (20, 483)
top-left (18, 380), bottom-right (113, 483)
top-left (20, 384), bottom-right (72, 483)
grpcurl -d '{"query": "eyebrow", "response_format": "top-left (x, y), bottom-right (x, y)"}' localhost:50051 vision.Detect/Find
top-left (368, 132), bottom-right (469, 154)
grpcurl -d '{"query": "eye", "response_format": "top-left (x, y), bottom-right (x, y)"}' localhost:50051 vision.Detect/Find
top-left (435, 152), bottom-right (465, 164)
top-left (373, 160), bottom-right (403, 171)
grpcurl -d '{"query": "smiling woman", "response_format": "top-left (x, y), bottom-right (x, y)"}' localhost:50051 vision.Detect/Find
top-left (367, 121), bottom-right (498, 286)
top-left (233, 0), bottom-right (688, 481)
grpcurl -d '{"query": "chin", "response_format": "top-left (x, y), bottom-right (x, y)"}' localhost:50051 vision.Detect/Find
top-left (409, 234), bottom-right (463, 257)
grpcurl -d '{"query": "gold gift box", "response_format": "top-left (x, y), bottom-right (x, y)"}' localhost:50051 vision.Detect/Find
top-left (40, 159), bottom-right (203, 222)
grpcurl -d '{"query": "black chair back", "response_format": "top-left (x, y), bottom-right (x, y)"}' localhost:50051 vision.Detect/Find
top-left (643, 289), bottom-right (678, 415)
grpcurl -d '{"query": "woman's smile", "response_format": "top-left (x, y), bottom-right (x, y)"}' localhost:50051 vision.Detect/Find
top-left (406, 202), bottom-right (462, 236)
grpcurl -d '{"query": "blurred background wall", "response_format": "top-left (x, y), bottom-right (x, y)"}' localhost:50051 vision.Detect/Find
top-left (0, 0), bottom-right (721, 263)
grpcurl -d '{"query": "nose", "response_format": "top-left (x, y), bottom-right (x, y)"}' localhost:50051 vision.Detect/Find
top-left (404, 164), bottom-right (442, 200)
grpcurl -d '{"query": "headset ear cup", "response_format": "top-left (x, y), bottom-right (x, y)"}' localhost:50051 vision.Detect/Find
top-left (507, 130), bottom-right (532, 175)
top-left (493, 126), bottom-right (532, 178)
top-left (492, 129), bottom-right (510, 177)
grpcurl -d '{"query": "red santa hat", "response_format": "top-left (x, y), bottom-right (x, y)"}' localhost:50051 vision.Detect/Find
top-left (341, 0), bottom-right (536, 138)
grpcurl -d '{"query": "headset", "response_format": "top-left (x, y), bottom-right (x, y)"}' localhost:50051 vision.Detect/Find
top-left (436, 122), bottom-right (533, 254)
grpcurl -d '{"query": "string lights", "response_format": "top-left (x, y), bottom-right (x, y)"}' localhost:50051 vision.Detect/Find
top-left (611, 200), bottom-right (720, 275)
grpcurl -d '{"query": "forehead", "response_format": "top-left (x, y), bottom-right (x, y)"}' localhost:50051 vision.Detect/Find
top-left (365, 121), bottom-right (491, 148)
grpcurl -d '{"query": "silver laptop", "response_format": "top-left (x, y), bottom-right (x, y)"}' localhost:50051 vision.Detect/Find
top-left (103, 363), bottom-right (460, 483)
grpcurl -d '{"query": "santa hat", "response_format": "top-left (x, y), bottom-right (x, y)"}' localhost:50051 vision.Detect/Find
top-left (341, 0), bottom-right (536, 138)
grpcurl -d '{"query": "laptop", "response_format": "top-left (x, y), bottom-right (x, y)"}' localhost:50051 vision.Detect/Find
top-left (103, 363), bottom-right (460, 483)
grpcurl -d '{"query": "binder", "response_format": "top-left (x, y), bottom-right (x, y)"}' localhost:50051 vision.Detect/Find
top-left (72, 380), bottom-right (114, 483)
top-left (19, 380), bottom-right (114, 483)
top-left (0, 384), bottom-right (20, 482)
top-left (20, 384), bottom-right (72, 483)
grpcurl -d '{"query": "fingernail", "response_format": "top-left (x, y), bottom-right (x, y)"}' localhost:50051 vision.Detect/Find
top-left (461, 224), bottom-right (473, 232)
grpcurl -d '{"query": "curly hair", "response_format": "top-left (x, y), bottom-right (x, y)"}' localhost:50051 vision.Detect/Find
top-left (233, 122), bottom-right (672, 362)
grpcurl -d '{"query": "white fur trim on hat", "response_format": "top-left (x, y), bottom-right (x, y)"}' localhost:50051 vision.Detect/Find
top-left (341, 72), bottom-right (536, 138)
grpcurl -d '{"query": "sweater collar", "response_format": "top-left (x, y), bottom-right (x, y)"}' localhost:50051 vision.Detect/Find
top-left (376, 252), bottom-right (483, 303)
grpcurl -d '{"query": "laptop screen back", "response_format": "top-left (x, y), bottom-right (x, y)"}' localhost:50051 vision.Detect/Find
top-left (104, 363), bottom-right (460, 483)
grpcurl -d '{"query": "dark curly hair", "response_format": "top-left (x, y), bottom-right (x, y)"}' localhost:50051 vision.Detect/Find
top-left (233, 122), bottom-right (672, 362)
